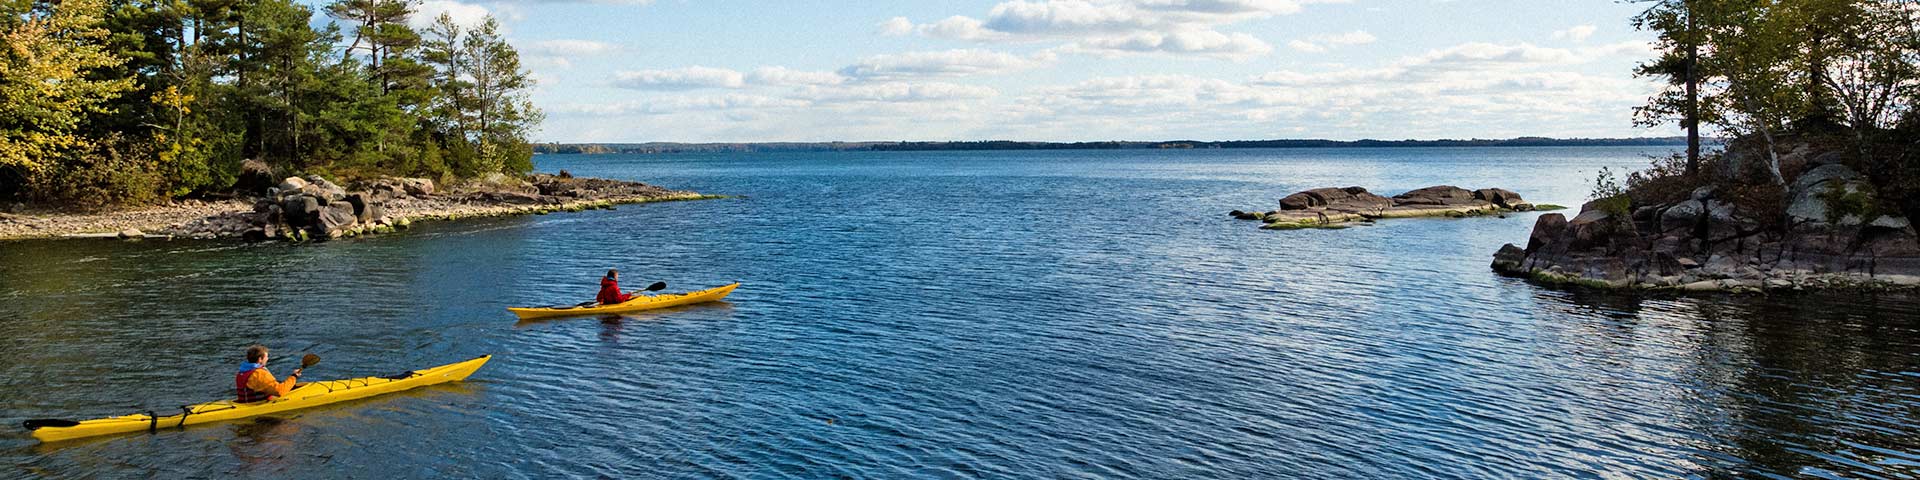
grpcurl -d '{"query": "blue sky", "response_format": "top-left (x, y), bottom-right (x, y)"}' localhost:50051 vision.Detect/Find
top-left (396, 0), bottom-right (1674, 143)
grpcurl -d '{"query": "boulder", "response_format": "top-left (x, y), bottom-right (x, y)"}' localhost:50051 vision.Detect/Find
top-left (1788, 180), bottom-right (1871, 227)
top-left (1659, 200), bottom-right (1704, 233)
top-left (312, 203), bottom-right (358, 239)
top-left (118, 228), bottom-right (144, 239)
top-left (1473, 188), bottom-right (1529, 210)
top-left (300, 176), bottom-right (347, 201)
top-left (237, 159), bottom-right (276, 195)
top-left (1871, 215), bottom-right (1913, 231)
top-left (1393, 186), bottom-right (1478, 206)
top-left (1279, 187), bottom-right (1392, 211)
top-left (398, 178), bottom-right (435, 196)
top-left (281, 195), bottom-right (321, 227)
top-left (277, 177), bottom-right (310, 193)
top-left (364, 203), bottom-right (386, 225)
top-left (344, 194), bottom-right (373, 223)
top-left (1790, 163), bottom-right (1861, 194)
top-left (1528, 213), bottom-right (1569, 251)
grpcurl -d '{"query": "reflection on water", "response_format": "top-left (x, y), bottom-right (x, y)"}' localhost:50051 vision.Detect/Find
top-left (1, 147), bottom-right (1917, 478)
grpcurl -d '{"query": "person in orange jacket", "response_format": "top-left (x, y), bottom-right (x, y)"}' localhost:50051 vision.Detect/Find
top-left (236, 345), bottom-right (300, 403)
top-left (597, 269), bottom-right (635, 305)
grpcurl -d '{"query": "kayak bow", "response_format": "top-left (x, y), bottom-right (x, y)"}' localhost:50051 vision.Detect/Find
top-left (508, 283), bottom-right (739, 320)
top-left (27, 355), bottom-right (491, 443)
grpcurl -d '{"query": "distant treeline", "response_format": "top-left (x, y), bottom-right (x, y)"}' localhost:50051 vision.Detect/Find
top-left (536, 137), bottom-right (1696, 155)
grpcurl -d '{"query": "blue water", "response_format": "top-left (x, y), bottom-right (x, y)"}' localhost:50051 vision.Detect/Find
top-left (3, 147), bottom-right (1919, 478)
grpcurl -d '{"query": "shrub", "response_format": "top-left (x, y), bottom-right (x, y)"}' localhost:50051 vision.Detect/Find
top-left (26, 134), bottom-right (163, 210)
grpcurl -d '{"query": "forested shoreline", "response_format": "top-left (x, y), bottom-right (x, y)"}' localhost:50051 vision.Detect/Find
top-left (1, 0), bottom-right (540, 210)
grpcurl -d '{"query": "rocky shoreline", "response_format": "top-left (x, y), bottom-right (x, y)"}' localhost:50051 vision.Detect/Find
top-left (0, 171), bottom-right (717, 242)
top-left (1491, 139), bottom-right (1920, 293)
top-left (1231, 185), bottom-right (1562, 229)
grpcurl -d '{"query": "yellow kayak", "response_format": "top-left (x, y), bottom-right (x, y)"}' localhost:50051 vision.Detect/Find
top-left (508, 283), bottom-right (739, 320)
top-left (27, 355), bottom-right (491, 443)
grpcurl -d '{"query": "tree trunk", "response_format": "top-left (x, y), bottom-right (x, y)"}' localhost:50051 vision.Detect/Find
top-left (1684, 4), bottom-right (1700, 178)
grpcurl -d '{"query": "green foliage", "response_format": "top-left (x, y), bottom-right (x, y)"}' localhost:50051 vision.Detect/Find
top-left (1816, 181), bottom-right (1879, 224)
top-left (0, 0), bottom-right (541, 208)
top-left (1590, 167), bottom-right (1633, 218)
top-left (0, 0), bottom-right (136, 174)
top-left (27, 134), bottom-right (164, 209)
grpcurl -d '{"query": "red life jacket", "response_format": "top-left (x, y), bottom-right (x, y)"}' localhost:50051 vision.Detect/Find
top-left (235, 368), bottom-right (273, 403)
top-left (596, 277), bottom-right (631, 305)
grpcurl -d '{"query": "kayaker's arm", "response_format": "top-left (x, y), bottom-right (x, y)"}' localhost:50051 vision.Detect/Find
top-left (246, 368), bottom-right (298, 398)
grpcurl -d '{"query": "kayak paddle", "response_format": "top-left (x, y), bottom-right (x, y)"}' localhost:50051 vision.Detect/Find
top-left (24, 418), bottom-right (80, 430)
top-left (637, 281), bottom-right (667, 294)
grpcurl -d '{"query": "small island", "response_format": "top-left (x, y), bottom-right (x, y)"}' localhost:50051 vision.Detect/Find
top-left (1231, 185), bottom-right (1561, 230)
top-left (1493, 134), bottom-right (1920, 292)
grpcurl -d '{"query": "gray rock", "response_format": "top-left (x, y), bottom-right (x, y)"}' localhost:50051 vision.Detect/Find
top-left (1473, 188), bottom-right (1528, 209)
top-left (282, 195), bottom-right (321, 228)
top-left (1393, 186), bottom-right (1478, 206)
top-left (1570, 209), bottom-right (1611, 226)
top-left (118, 228), bottom-right (144, 239)
top-left (300, 176), bottom-right (347, 201)
top-left (398, 178), bottom-right (435, 196)
top-left (277, 177), bottom-right (309, 192)
top-left (344, 194), bottom-right (372, 223)
top-left (1691, 186), bottom-right (1716, 201)
top-left (1280, 187), bottom-right (1392, 212)
top-left (1790, 163), bottom-right (1861, 195)
top-left (313, 203), bottom-right (358, 239)
top-left (1788, 180), bottom-right (1869, 226)
top-left (1871, 215), bottom-right (1913, 231)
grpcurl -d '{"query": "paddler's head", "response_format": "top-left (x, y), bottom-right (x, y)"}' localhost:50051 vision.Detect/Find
top-left (607, 269), bottom-right (619, 280)
top-left (246, 345), bottom-right (269, 366)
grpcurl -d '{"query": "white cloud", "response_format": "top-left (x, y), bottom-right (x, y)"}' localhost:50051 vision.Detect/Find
top-left (613, 66), bottom-right (747, 90)
top-left (1414, 42), bottom-right (1580, 66)
top-left (839, 49), bottom-right (1054, 79)
top-left (1065, 30), bottom-right (1274, 60)
top-left (1553, 24), bottom-right (1598, 42)
top-left (1288, 30), bottom-right (1374, 53)
top-left (898, 0), bottom-right (1345, 60)
top-left (522, 39), bottom-right (621, 56)
top-left (748, 67), bottom-right (848, 86)
top-left (878, 17), bottom-right (915, 36)
top-left (518, 39), bottom-right (621, 68)
top-left (414, 0), bottom-right (491, 29)
top-left (551, 94), bottom-right (807, 116)
top-left (797, 82), bottom-right (1001, 103)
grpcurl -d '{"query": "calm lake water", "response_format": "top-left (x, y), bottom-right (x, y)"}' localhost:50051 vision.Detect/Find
top-left (3, 147), bottom-right (1919, 478)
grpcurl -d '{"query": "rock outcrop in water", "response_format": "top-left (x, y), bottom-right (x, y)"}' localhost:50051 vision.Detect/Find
top-left (1492, 136), bottom-right (1920, 292)
top-left (1231, 185), bottom-right (1558, 229)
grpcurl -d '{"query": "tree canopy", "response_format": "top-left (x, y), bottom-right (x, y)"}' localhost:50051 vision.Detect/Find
top-left (0, 0), bottom-right (540, 208)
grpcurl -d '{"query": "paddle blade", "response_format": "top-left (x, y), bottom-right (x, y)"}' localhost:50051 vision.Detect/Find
top-left (24, 419), bottom-right (80, 430)
top-left (645, 282), bottom-right (667, 292)
top-left (301, 353), bottom-right (321, 369)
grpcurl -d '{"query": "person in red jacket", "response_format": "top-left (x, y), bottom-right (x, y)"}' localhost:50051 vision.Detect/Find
top-left (597, 269), bottom-right (634, 305)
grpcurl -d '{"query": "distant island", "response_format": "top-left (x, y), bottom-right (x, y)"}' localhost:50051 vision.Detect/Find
top-left (534, 137), bottom-right (1696, 155)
